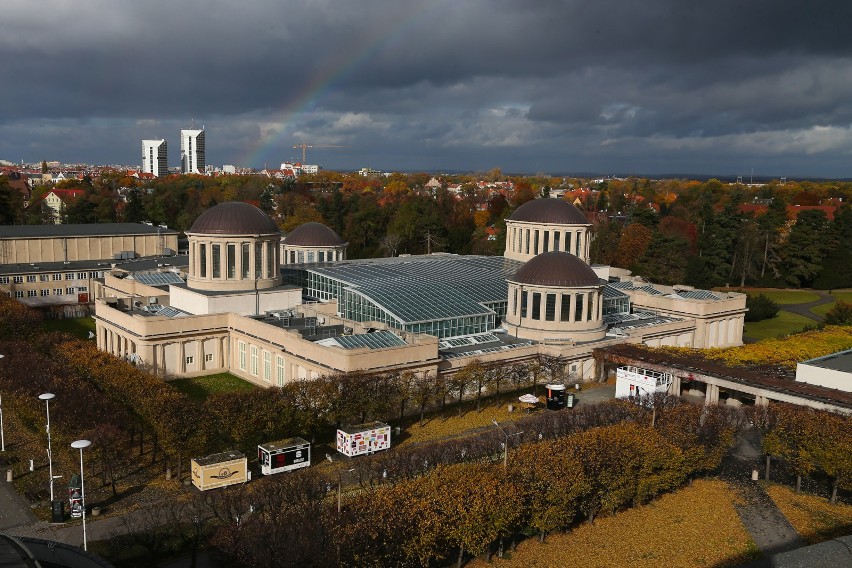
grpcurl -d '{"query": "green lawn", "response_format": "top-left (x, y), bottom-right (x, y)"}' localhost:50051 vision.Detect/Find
top-left (41, 316), bottom-right (96, 340)
top-left (749, 289), bottom-right (821, 305)
top-left (809, 289), bottom-right (852, 318)
top-left (168, 373), bottom-right (256, 401)
top-left (744, 310), bottom-right (815, 340)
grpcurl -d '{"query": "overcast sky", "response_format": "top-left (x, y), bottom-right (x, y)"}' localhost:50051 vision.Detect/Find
top-left (3, 1), bottom-right (852, 177)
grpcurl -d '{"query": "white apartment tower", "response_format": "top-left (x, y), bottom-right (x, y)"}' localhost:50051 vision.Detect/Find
top-left (181, 128), bottom-right (206, 174)
top-left (141, 139), bottom-right (168, 177)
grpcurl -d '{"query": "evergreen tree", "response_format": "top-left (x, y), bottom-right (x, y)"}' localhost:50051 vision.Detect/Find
top-left (782, 209), bottom-right (830, 287)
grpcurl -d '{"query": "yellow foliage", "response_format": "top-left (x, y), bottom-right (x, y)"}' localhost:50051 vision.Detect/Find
top-left (766, 484), bottom-right (852, 544)
top-left (658, 325), bottom-right (852, 369)
top-left (470, 479), bottom-right (756, 568)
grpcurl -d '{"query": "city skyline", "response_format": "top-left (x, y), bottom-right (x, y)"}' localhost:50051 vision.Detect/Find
top-left (2, 1), bottom-right (852, 177)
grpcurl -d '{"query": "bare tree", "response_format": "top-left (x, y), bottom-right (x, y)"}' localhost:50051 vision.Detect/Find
top-left (379, 233), bottom-right (403, 257)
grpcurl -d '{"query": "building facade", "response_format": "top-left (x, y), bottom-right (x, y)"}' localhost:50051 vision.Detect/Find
top-left (142, 139), bottom-right (168, 177)
top-left (180, 129), bottom-right (205, 174)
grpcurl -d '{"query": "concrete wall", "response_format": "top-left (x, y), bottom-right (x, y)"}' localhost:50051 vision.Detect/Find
top-left (796, 362), bottom-right (852, 392)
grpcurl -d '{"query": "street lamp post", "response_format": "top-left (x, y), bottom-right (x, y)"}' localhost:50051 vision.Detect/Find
top-left (38, 393), bottom-right (56, 502)
top-left (0, 353), bottom-right (5, 452)
top-left (491, 420), bottom-right (522, 471)
top-left (337, 467), bottom-right (355, 513)
top-left (71, 439), bottom-right (92, 551)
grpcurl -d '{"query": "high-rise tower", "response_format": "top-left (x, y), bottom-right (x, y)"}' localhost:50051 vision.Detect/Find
top-left (141, 139), bottom-right (168, 177)
top-left (180, 128), bottom-right (206, 174)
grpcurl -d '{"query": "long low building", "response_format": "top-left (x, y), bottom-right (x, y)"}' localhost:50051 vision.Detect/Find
top-left (0, 222), bottom-right (178, 264)
top-left (92, 200), bottom-right (748, 386)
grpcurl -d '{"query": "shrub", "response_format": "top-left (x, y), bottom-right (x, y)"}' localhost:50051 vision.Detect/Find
top-left (745, 293), bottom-right (780, 322)
top-left (824, 300), bottom-right (852, 326)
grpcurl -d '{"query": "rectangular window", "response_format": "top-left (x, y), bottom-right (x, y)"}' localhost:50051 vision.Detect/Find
top-left (39, 275), bottom-right (49, 282)
top-left (77, 286), bottom-right (88, 292)
top-left (78, 272), bottom-right (87, 279)
top-left (13, 276), bottom-right (23, 283)
top-left (561, 293), bottom-right (572, 321)
top-left (298, 251), bottom-right (304, 263)
top-left (26, 275), bottom-right (36, 282)
top-left (89, 272), bottom-right (97, 278)
top-left (545, 293), bottom-right (556, 321)
top-left (532, 292), bottom-right (541, 320)
top-left (533, 230), bottom-right (539, 254)
top-left (543, 232), bottom-right (549, 253)
top-left (566, 232), bottom-right (572, 253)
top-left (66, 287), bottom-right (74, 295)
top-left (65, 273), bottom-right (74, 280)
top-left (513, 288), bottom-right (518, 315)
top-left (53, 273), bottom-right (61, 281)
top-left (41, 289), bottom-right (50, 296)
top-left (267, 242), bottom-right (274, 276)
top-left (290, 251), bottom-right (296, 264)
top-left (54, 289), bottom-right (62, 295)
top-left (212, 245), bottom-right (221, 278)
top-left (250, 345), bottom-right (258, 376)
top-left (186, 356), bottom-right (194, 366)
top-left (588, 292), bottom-right (594, 320)
top-left (263, 351), bottom-right (271, 382)
top-left (318, 251), bottom-right (325, 262)
top-left (238, 340), bottom-right (246, 370)
top-left (524, 229), bottom-right (530, 254)
top-left (227, 244), bottom-right (236, 278)
top-left (15, 291), bottom-right (23, 298)
top-left (242, 243), bottom-right (250, 278)
top-left (205, 353), bottom-right (213, 363)
top-left (276, 356), bottom-right (285, 387)
top-left (553, 232), bottom-right (560, 251)
top-left (575, 293), bottom-right (584, 321)
top-left (307, 251), bottom-right (315, 263)
top-left (255, 243), bottom-right (263, 278)
top-left (200, 244), bottom-right (207, 277)
top-left (27, 290), bottom-right (37, 297)
top-left (576, 233), bottom-right (581, 256)
top-left (521, 290), bottom-right (528, 318)
top-left (0, 277), bottom-right (8, 284)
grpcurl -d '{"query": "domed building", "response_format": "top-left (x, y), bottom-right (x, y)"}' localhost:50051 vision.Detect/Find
top-left (504, 251), bottom-right (606, 342)
top-left (281, 222), bottom-right (347, 265)
top-left (504, 198), bottom-right (592, 263)
top-left (186, 202), bottom-right (282, 292)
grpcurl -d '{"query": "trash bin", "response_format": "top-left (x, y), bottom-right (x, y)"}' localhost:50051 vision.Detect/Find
top-left (51, 500), bottom-right (65, 523)
top-left (566, 393), bottom-right (575, 408)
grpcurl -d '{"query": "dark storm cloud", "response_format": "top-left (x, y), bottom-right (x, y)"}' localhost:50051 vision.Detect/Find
top-left (2, 0), bottom-right (852, 175)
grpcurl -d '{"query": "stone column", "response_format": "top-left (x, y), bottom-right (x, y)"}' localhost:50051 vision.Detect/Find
top-left (178, 341), bottom-right (186, 374)
top-left (157, 344), bottom-right (166, 376)
top-left (569, 293), bottom-right (576, 323)
top-left (669, 375), bottom-right (681, 396)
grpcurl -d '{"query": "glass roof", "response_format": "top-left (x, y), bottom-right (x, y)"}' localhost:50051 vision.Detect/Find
top-left (678, 289), bottom-right (721, 301)
top-left (312, 255), bottom-right (523, 324)
top-left (132, 272), bottom-right (184, 286)
top-left (319, 331), bottom-right (407, 350)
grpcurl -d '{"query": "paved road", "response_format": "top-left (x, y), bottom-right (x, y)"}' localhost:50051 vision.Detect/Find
top-left (781, 290), bottom-right (835, 322)
top-left (0, 478), bottom-right (36, 531)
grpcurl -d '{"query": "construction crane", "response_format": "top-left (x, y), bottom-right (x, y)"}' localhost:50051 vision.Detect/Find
top-left (292, 143), bottom-right (349, 163)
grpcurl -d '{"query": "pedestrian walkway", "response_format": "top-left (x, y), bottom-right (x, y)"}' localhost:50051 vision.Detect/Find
top-left (0, 479), bottom-right (36, 531)
top-left (719, 427), bottom-right (805, 566)
top-left (782, 290), bottom-right (835, 323)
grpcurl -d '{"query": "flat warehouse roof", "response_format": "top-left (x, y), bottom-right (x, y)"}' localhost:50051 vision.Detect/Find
top-left (0, 223), bottom-right (178, 238)
top-left (801, 348), bottom-right (852, 373)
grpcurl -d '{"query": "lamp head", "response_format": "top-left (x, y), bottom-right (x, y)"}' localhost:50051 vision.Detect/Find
top-left (71, 440), bottom-right (92, 450)
top-left (38, 393), bottom-right (55, 401)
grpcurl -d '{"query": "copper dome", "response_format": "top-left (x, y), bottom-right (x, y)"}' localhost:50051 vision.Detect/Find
top-left (188, 202), bottom-right (279, 235)
top-left (283, 222), bottom-right (346, 246)
top-left (511, 252), bottom-right (600, 287)
top-left (508, 198), bottom-right (589, 225)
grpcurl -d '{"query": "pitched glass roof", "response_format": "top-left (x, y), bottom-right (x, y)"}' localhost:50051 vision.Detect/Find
top-left (132, 272), bottom-right (185, 286)
top-left (320, 331), bottom-right (407, 350)
top-left (311, 255), bottom-right (523, 325)
top-left (678, 289), bottom-right (721, 301)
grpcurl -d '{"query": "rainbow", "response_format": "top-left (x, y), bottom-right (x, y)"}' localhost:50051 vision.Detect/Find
top-left (238, 1), bottom-right (451, 168)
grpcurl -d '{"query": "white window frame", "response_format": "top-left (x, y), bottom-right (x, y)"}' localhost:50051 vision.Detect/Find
top-left (26, 275), bottom-right (36, 283)
top-left (13, 276), bottom-right (23, 283)
top-left (263, 350), bottom-right (271, 382)
top-left (66, 287), bottom-right (74, 295)
top-left (205, 353), bottom-right (213, 363)
top-left (0, 277), bottom-right (8, 284)
top-left (238, 340), bottom-right (246, 371)
top-left (41, 289), bottom-right (50, 297)
top-left (15, 291), bottom-right (23, 298)
top-left (186, 356), bottom-right (194, 366)
top-left (276, 355), bottom-right (285, 387)
top-left (27, 290), bottom-right (37, 297)
top-left (250, 345), bottom-right (258, 376)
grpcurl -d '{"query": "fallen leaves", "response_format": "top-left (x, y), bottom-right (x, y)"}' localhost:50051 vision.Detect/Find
top-left (766, 484), bottom-right (852, 544)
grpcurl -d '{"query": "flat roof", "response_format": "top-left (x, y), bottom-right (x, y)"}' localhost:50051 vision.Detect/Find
top-left (193, 450), bottom-right (245, 466)
top-left (801, 348), bottom-right (852, 373)
top-left (0, 255), bottom-right (188, 275)
top-left (0, 223), bottom-right (178, 238)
